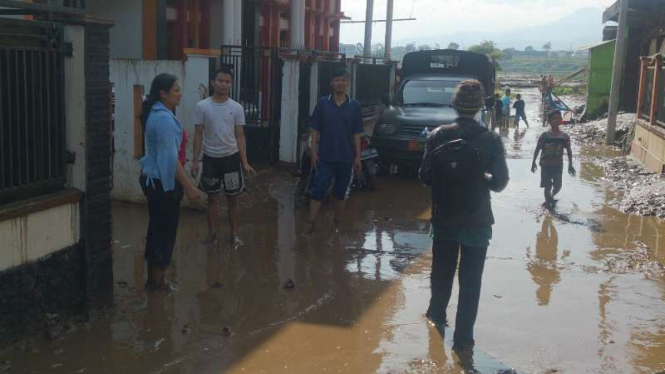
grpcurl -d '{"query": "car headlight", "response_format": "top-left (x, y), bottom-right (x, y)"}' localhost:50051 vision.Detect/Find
top-left (375, 123), bottom-right (398, 135)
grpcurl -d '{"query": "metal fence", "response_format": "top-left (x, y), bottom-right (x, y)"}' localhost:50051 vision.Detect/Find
top-left (220, 45), bottom-right (283, 162)
top-left (0, 20), bottom-right (67, 204)
top-left (637, 54), bottom-right (665, 128)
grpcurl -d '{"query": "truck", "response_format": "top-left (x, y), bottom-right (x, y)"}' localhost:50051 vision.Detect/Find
top-left (371, 49), bottom-right (496, 168)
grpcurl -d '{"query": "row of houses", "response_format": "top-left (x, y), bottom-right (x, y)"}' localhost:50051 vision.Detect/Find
top-left (0, 0), bottom-right (396, 338)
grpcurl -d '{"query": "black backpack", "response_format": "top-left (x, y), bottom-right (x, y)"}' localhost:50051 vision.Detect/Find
top-left (431, 125), bottom-right (488, 217)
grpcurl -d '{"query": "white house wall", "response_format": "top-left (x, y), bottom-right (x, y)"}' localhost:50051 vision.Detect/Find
top-left (0, 202), bottom-right (80, 272)
top-left (109, 57), bottom-right (211, 205)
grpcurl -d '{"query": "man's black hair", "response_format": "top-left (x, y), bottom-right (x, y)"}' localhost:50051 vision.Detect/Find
top-left (331, 68), bottom-right (348, 80)
top-left (212, 66), bottom-right (234, 80)
top-left (516, 94), bottom-right (522, 99)
top-left (547, 110), bottom-right (562, 120)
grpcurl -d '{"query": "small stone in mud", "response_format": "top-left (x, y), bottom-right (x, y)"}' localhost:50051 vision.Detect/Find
top-left (46, 324), bottom-right (66, 340)
top-left (0, 361), bottom-right (11, 373)
top-left (283, 279), bottom-right (295, 289)
top-left (221, 327), bottom-right (232, 337)
top-left (181, 324), bottom-right (191, 335)
top-left (211, 282), bottom-right (223, 289)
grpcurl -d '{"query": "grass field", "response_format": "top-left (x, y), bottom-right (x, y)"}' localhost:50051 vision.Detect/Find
top-left (500, 55), bottom-right (587, 79)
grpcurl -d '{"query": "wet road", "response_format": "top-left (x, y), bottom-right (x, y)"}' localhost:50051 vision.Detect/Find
top-left (4, 89), bottom-right (665, 374)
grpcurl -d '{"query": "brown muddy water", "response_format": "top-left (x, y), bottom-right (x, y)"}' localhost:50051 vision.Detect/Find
top-left (2, 89), bottom-right (665, 374)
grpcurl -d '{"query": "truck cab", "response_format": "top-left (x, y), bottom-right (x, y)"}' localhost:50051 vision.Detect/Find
top-left (371, 49), bottom-right (495, 166)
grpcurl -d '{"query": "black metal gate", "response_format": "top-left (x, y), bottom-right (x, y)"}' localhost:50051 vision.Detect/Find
top-left (0, 19), bottom-right (68, 204)
top-left (220, 45), bottom-right (282, 163)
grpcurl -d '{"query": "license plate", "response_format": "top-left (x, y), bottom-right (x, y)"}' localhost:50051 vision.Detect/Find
top-left (409, 140), bottom-right (426, 151)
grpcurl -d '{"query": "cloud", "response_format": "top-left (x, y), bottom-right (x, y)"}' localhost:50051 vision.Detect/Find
top-left (340, 0), bottom-right (615, 45)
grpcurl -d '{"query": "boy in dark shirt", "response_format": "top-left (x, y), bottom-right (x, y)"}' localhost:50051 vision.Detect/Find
top-left (494, 93), bottom-right (503, 130)
top-left (531, 110), bottom-right (576, 209)
top-left (513, 94), bottom-right (529, 128)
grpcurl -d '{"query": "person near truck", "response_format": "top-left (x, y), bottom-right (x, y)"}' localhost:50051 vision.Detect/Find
top-left (419, 80), bottom-right (509, 353)
top-left (531, 110), bottom-right (576, 210)
top-left (513, 93), bottom-right (530, 128)
top-left (306, 68), bottom-right (364, 234)
top-left (493, 93), bottom-right (503, 131)
top-left (501, 88), bottom-right (512, 128)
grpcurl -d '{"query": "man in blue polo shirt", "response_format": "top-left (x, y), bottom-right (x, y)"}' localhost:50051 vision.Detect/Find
top-left (307, 69), bottom-right (363, 234)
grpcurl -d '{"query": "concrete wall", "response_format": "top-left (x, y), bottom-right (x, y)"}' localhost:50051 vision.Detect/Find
top-left (88, 0), bottom-right (142, 59)
top-left (109, 56), bottom-right (210, 204)
top-left (632, 120), bottom-right (665, 174)
top-left (0, 203), bottom-right (80, 272)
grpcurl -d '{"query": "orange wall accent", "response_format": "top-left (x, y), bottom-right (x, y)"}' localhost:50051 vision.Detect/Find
top-left (142, 0), bottom-right (157, 60)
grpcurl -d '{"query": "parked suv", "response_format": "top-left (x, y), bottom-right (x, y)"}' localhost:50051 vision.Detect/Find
top-left (371, 49), bottom-right (495, 166)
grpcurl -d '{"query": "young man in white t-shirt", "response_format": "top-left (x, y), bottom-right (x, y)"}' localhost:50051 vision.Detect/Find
top-left (191, 67), bottom-right (256, 245)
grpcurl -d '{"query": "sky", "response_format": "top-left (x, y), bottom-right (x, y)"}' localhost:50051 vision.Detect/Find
top-left (339, 0), bottom-right (616, 46)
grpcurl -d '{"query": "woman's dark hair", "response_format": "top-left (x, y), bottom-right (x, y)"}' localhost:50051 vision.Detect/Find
top-left (140, 73), bottom-right (178, 127)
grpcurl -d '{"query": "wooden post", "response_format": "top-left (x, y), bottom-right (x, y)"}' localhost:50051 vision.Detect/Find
top-left (199, 0), bottom-right (211, 49)
top-left (606, 0), bottom-right (629, 144)
top-left (636, 56), bottom-right (649, 120)
top-left (133, 85), bottom-right (145, 159)
top-left (177, 0), bottom-right (188, 59)
top-left (142, 0), bottom-right (157, 60)
top-left (650, 54), bottom-right (662, 126)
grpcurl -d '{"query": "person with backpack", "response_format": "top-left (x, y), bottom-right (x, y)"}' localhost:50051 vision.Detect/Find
top-left (306, 68), bottom-right (364, 234)
top-left (419, 80), bottom-right (509, 352)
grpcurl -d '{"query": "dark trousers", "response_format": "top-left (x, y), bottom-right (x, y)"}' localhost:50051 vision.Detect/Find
top-left (140, 176), bottom-right (182, 269)
top-left (427, 240), bottom-right (488, 347)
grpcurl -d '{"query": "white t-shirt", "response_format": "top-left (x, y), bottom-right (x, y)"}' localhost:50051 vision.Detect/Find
top-left (193, 97), bottom-right (246, 158)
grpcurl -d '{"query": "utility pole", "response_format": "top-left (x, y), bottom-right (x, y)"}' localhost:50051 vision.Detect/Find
top-left (363, 0), bottom-right (374, 58)
top-left (384, 0), bottom-right (394, 60)
top-left (606, 0), bottom-right (629, 145)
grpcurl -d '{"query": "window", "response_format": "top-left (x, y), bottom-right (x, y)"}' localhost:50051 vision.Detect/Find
top-left (401, 80), bottom-right (459, 106)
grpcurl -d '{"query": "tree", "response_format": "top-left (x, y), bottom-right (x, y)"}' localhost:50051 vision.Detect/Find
top-left (418, 44), bottom-right (432, 51)
top-left (542, 42), bottom-right (552, 51)
top-left (525, 45), bottom-right (534, 52)
top-left (448, 42), bottom-right (460, 50)
top-left (404, 42), bottom-right (417, 53)
top-left (468, 40), bottom-right (505, 70)
top-left (372, 43), bottom-right (385, 57)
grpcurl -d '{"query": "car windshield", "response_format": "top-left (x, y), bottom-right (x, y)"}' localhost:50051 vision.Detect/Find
top-left (401, 80), bottom-right (459, 106)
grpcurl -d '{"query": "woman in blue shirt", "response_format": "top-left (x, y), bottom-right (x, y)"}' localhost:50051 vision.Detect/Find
top-left (139, 73), bottom-right (199, 292)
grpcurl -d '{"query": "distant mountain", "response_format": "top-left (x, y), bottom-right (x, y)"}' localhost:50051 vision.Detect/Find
top-left (394, 8), bottom-right (604, 51)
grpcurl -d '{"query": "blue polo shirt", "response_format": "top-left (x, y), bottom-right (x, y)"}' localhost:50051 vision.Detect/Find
top-left (311, 95), bottom-right (364, 163)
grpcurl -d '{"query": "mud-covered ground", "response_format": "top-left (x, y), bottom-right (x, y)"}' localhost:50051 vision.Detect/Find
top-left (1, 89), bottom-right (664, 374)
top-left (566, 112), bottom-right (665, 219)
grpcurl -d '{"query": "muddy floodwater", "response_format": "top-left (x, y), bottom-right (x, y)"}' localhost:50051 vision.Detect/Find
top-left (2, 89), bottom-right (665, 374)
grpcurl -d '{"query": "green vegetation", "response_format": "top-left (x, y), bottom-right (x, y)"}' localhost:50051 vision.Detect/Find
top-left (468, 41), bottom-right (505, 71)
top-left (501, 55), bottom-right (587, 78)
top-left (552, 85), bottom-right (586, 96)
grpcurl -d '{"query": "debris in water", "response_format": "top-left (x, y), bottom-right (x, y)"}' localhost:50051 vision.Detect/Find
top-left (117, 281), bottom-right (128, 288)
top-left (283, 279), bottom-right (295, 289)
top-left (181, 324), bottom-right (191, 335)
top-left (493, 295), bottom-right (503, 299)
top-left (222, 327), bottom-right (232, 337)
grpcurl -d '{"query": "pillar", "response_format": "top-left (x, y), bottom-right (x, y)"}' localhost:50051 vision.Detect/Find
top-left (290, 0), bottom-right (306, 49)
